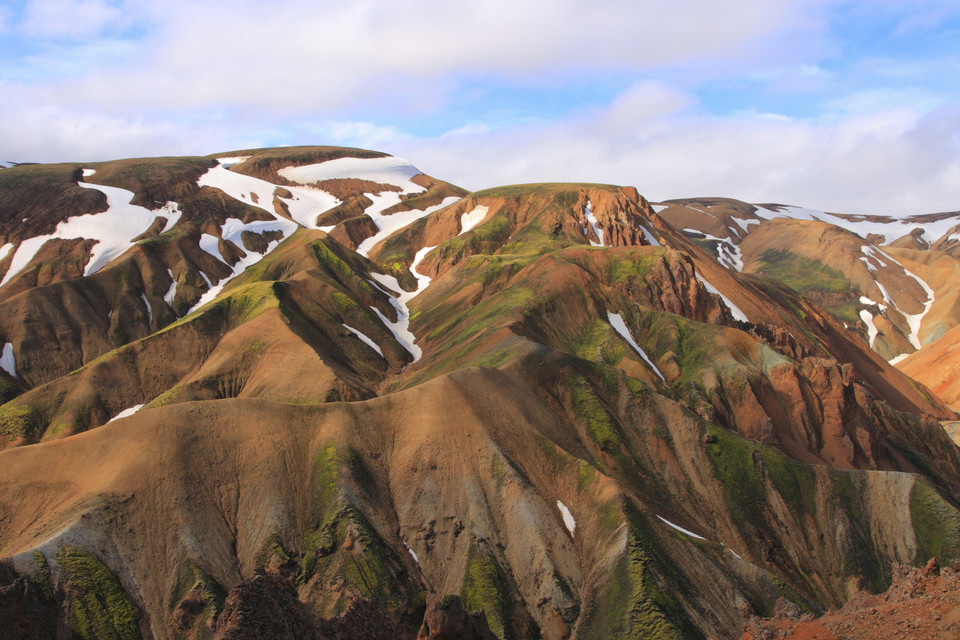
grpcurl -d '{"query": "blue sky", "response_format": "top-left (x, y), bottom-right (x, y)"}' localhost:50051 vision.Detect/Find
top-left (1, 0), bottom-right (959, 214)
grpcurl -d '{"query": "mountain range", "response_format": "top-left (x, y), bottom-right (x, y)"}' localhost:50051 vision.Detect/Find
top-left (1, 146), bottom-right (959, 640)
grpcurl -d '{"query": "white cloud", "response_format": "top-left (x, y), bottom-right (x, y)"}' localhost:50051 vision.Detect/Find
top-left (21, 0), bottom-right (124, 38)
top-left (399, 89), bottom-right (960, 216)
top-left (13, 0), bottom-right (828, 113)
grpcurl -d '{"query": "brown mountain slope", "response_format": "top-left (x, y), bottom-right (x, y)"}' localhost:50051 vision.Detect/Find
top-left (1, 157), bottom-right (960, 640)
top-left (2, 357), bottom-right (958, 640)
top-left (656, 198), bottom-right (960, 364)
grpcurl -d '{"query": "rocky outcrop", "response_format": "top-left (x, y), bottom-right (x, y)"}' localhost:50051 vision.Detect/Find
top-left (742, 560), bottom-right (960, 640)
top-left (416, 595), bottom-right (496, 640)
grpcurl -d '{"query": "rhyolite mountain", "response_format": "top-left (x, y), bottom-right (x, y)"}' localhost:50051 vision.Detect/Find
top-left (0, 147), bottom-right (959, 640)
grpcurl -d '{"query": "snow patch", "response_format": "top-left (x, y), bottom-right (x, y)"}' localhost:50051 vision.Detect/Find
top-left (651, 204), bottom-right (669, 214)
top-left (556, 500), bottom-right (576, 536)
top-left (640, 224), bottom-right (661, 247)
top-left (107, 404), bottom-right (145, 423)
top-left (369, 246), bottom-right (435, 362)
top-left (607, 312), bottom-right (665, 381)
top-left (900, 267), bottom-right (935, 350)
top-left (656, 515), bottom-right (706, 540)
top-left (198, 271), bottom-right (213, 290)
top-left (164, 269), bottom-right (177, 309)
top-left (583, 201), bottom-right (604, 247)
top-left (356, 196), bottom-right (460, 257)
top-left (459, 205), bottom-right (490, 236)
top-left (860, 308), bottom-right (879, 348)
top-left (199, 159), bottom-right (339, 230)
top-left (0, 243), bottom-right (12, 262)
top-left (754, 204), bottom-right (960, 246)
top-left (140, 294), bottom-right (153, 325)
top-left (888, 353), bottom-right (910, 365)
top-left (342, 324), bottom-right (384, 358)
top-left (199, 233), bottom-right (225, 263)
top-left (1, 183), bottom-right (182, 286)
top-left (0, 343), bottom-right (17, 379)
top-left (731, 217), bottom-right (760, 234)
top-left (695, 274), bottom-right (750, 323)
top-left (683, 229), bottom-right (743, 271)
top-left (403, 541), bottom-right (419, 564)
top-left (279, 156), bottom-right (426, 194)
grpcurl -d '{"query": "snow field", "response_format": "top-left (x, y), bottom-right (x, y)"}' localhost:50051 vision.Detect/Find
top-left (1, 183), bottom-right (182, 287)
top-left (583, 201), bottom-right (604, 247)
top-left (556, 500), bottom-right (576, 536)
top-left (607, 312), bottom-right (665, 381)
top-left (368, 246), bottom-right (436, 362)
top-left (107, 404), bottom-right (145, 423)
top-left (342, 324), bottom-right (384, 358)
top-left (656, 515), bottom-right (706, 540)
top-left (694, 273), bottom-right (750, 323)
top-left (0, 343), bottom-right (17, 379)
top-left (278, 156), bottom-right (426, 194)
top-left (459, 205), bottom-right (490, 235)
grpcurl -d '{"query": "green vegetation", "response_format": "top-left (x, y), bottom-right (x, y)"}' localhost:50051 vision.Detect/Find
top-left (582, 507), bottom-right (693, 640)
top-left (0, 401), bottom-right (36, 440)
top-left (910, 478), bottom-right (960, 565)
top-left (462, 550), bottom-right (510, 639)
top-left (755, 249), bottom-right (860, 323)
top-left (57, 547), bottom-right (141, 640)
top-left (571, 373), bottom-right (621, 451)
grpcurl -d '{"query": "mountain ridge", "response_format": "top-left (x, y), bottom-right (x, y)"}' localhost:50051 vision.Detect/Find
top-left (1, 146), bottom-right (959, 639)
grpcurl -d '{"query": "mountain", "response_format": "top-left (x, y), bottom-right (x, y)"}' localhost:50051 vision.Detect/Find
top-left (1, 147), bottom-right (959, 640)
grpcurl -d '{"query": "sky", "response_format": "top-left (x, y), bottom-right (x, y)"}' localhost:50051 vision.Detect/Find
top-left (1, 0), bottom-right (959, 215)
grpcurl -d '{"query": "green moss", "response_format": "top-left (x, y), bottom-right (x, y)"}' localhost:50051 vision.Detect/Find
top-left (582, 507), bottom-right (692, 640)
top-left (609, 253), bottom-right (655, 283)
top-left (462, 550), bottom-right (510, 639)
top-left (571, 374), bottom-right (621, 450)
top-left (755, 249), bottom-right (860, 324)
top-left (0, 401), bottom-right (36, 440)
top-left (56, 547), bottom-right (141, 640)
top-left (910, 478), bottom-right (960, 565)
top-left (170, 557), bottom-right (226, 626)
top-left (256, 534), bottom-right (292, 566)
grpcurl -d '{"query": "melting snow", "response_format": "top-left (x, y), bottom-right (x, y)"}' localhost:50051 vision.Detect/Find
top-left (683, 229), bottom-right (744, 272)
top-left (900, 267), bottom-right (935, 351)
top-left (81, 168), bottom-right (96, 177)
top-left (369, 246), bottom-right (435, 362)
top-left (0, 243), bottom-right (12, 262)
top-left (342, 324), bottom-right (384, 358)
top-left (199, 234), bottom-right (225, 263)
top-left (640, 224), bottom-right (661, 247)
top-left (860, 308), bottom-right (879, 348)
top-left (656, 515), bottom-right (706, 540)
top-left (199, 158), bottom-right (339, 230)
top-left (0, 343), bottom-right (17, 379)
top-left (695, 274), bottom-right (750, 323)
top-left (403, 541), bottom-right (420, 564)
top-left (731, 217), bottom-right (760, 234)
top-left (607, 312), bottom-right (665, 381)
top-left (556, 500), bottom-right (576, 536)
top-left (356, 196), bottom-right (460, 257)
top-left (459, 205), bottom-right (490, 236)
top-left (754, 204), bottom-right (960, 246)
top-left (164, 269), bottom-right (177, 309)
top-left (141, 294), bottom-right (153, 325)
top-left (107, 404), bottom-right (145, 423)
top-left (198, 271), bottom-right (213, 289)
top-left (1, 182), bottom-right (182, 287)
top-left (583, 201), bottom-right (604, 247)
top-left (279, 156), bottom-right (426, 194)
